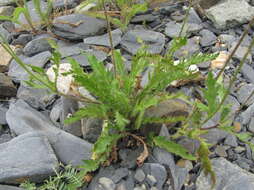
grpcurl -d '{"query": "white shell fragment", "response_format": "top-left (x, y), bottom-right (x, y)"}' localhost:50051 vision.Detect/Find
top-left (46, 63), bottom-right (74, 95)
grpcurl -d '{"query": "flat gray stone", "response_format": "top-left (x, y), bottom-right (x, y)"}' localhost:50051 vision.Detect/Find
top-left (241, 64), bottom-right (254, 83)
top-left (60, 97), bottom-right (82, 137)
top-left (0, 105), bottom-right (8, 125)
top-left (205, 0), bottom-right (254, 29)
top-left (164, 21), bottom-right (182, 38)
top-left (8, 51), bottom-right (52, 82)
top-left (6, 100), bottom-right (92, 166)
top-left (52, 14), bottom-right (107, 40)
top-left (0, 132), bottom-right (58, 183)
top-left (15, 1), bottom-right (49, 30)
top-left (23, 36), bottom-right (54, 56)
top-left (237, 84), bottom-right (254, 106)
top-left (0, 185), bottom-right (24, 190)
top-left (58, 43), bottom-right (89, 58)
top-left (231, 43), bottom-right (252, 63)
top-left (81, 117), bottom-right (103, 143)
top-left (199, 29), bottom-right (217, 47)
top-left (153, 148), bottom-right (188, 190)
top-left (17, 82), bottom-right (56, 109)
top-left (120, 29), bottom-right (165, 55)
top-left (196, 158), bottom-right (254, 190)
top-left (240, 103), bottom-right (254, 125)
top-left (248, 117), bottom-right (254, 133)
top-left (0, 24), bottom-right (12, 43)
top-left (52, 0), bottom-right (79, 9)
top-left (62, 49), bottom-right (108, 67)
top-left (170, 36), bottom-right (200, 59)
top-left (84, 29), bottom-right (122, 48)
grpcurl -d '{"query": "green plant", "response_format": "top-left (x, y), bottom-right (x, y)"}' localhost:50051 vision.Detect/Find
top-left (20, 165), bottom-right (83, 190)
top-left (1, 1), bottom-right (254, 190)
top-left (77, 0), bottom-right (148, 29)
top-left (0, 0), bottom-right (53, 32)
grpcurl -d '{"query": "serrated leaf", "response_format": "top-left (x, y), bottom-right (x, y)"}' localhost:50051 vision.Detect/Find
top-left (153, 136), bottom-right (196, 160)
top-left (93, 134), bottom-right (121, 155)
top-left (115, 112), bottom-right (129, 131)
top-left (197, 141), bottom-right (216, 188)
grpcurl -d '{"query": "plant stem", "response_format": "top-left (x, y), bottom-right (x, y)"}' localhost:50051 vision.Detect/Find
top-left (101, 0), bottom-right (117, 78)
top-left (200, 36), bottom-right (254, 127)
top-left (215, 17), bottom-right (254, 81)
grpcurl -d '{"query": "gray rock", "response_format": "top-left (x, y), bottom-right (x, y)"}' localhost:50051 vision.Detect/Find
top-left (134, 169), bottom-right (146, 183)
top-left (199, 29), bottom-right (217, 47)
top-left (96, 177), bottom-right (116, 190)
top-left (17, 83), bottom-right (56, 109)
top-left (234, 146), bottom-right (245, 154)
top-left (0, 105), bottom-right (8, 125)
top-left (201, 128), bottom-right (228, 145)
top-left (63, 49), bottom-right (108, 67)
top-left (6, 100), bottom-right (92, 166)
top-left (177, 137), bottom-right (200, 154)
top-left (165, 21), bottom-right (202, 38)
top-left (218, 34), bottom-right (236, 47)
top-left (240, 103), bottom-right (254, 125)
top-left (142, 163), bottom-right (167, 189)
top-left (81, 117), bottom-right (102, 143)
top-left (241, 64), bottom-right (254, 83)
top-left (84, 29), bottom-right (122, 48)
top-left (52, 14), bottom-right (107, 40)
top-left (231, 43), bottom-right (252, 63)
top-left (88, 166), bottom-right (116, 190)
top-left (23, 36), bottom-right (54, 56)
top-left (196, 158), bottom-right (254, 190)
top-left (0, 6), bottom-right (14, 16)
top-left (237, 84), bottom-right (254, 106)
top-left (0, 73), bottom-right (16, 98)
top-left (146, 175), bottom-right (157, 186)
top-left (205, 0), bottom-right (254, 29)
top-left (111, 168), bottom-right (129, 183)
top-left (60, 97), bottom-right (82, 137)
top-left (0, 132), bottom-right (58, 183)
top-left (15, 1), bottom-right (49, 30)
top-left (224, 134), bottom-right (238, 147)
top-left (12, 34), bottom-right (33, 46)
top-left (248, 117), bottom-right (254, 133)
top-left (50, 98), bottom-right (62, 125)
top-left (188, 8), bottom-right (202, 24)
top-left (0, 24), bottom-right (11, 43)
top-left (58, 42), bottom-right (89, 58)
top-left (120, 29), bottom-right (165, 55)
top-left (171, 36), bottom-right (200, 59)
top-left (164, 21), bottom-right (182, 38)
top-left (52, 0), bottom-right (79, 9)
top-left (131, 14), bottom-right (158, 24)
top-left (8, 51), bottom-right (51, 82)
top-left (152, 148), bottom-right (188, 190)
top-left (0, 133), bottom-right (12, 144)
top-left (0, 185), bottom-right (24, 190)
top-left (215, 145), bottom-right (227, 157)
top-left (119, 147), bottom-right (143, 169)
